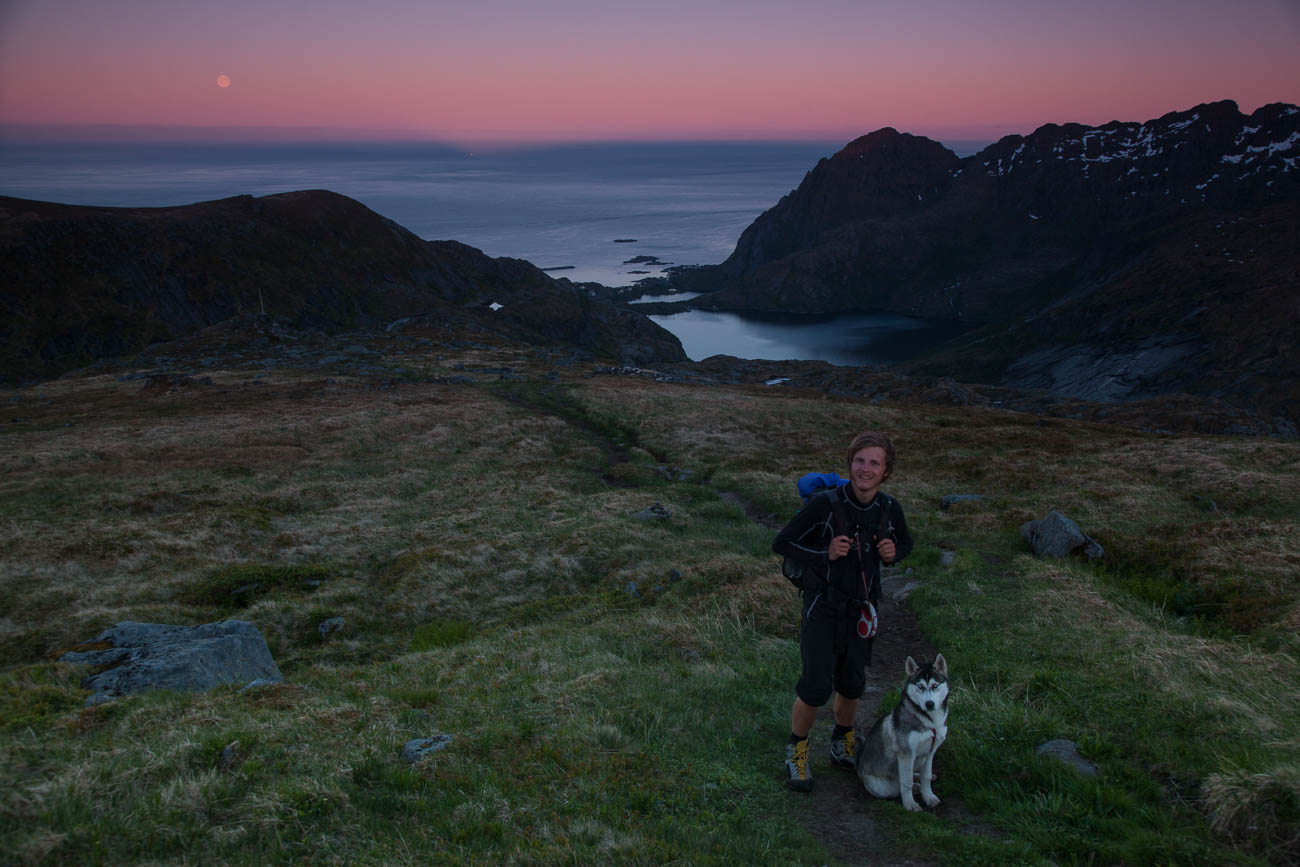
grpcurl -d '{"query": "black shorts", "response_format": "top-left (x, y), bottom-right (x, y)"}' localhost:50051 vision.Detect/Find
top-left (795, 588), bottom-right (873, 706)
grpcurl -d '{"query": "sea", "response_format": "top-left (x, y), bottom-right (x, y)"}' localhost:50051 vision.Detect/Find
top-left (0, 139), bottom-right (980, 365)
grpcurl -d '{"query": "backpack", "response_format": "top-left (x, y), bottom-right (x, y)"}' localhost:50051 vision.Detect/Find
top-left (781, 475), bottom-right (890, 640)
top-left (780, 473), bottom-right (848, 589)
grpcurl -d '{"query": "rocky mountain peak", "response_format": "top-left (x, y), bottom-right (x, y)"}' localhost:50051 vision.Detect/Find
top-left (716, 127), bottom-right (960, 278)
top-left (685, 101), bottom-right (1300, 428)
top-left (960, 100), bottom-right (1299, 211)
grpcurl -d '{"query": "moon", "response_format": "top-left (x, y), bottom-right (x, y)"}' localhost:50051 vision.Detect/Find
top-left (216, 74), bottom-right (231, 88)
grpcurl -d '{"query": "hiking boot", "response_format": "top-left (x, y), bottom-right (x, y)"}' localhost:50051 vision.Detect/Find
top-left (784, 739), bottom-right (813, 792)
top-left (829, 729), bottom-right (857, 770)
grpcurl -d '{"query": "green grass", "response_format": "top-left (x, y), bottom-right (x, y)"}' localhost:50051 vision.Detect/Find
top-left (410, 619), bottom-right (474, 651)
top-left (1, 360), bottom-right (1297, 864)
top-left (177, 562), bottom-right (337, 608)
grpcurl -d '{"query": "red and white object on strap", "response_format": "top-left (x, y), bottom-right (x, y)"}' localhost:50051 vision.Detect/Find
top-left (857, 602), bottom-right (878, 639)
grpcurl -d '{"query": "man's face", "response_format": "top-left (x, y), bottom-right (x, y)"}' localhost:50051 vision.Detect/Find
top-left (849, 446), bottom-right (888, 500)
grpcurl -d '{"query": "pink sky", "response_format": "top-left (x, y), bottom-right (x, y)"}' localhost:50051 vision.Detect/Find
top-left (2, 0), bottom-right (1298, 144)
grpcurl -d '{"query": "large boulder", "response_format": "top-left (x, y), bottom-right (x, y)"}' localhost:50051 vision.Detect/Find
top-left (1020, 511), bottom-right (1104, 560)
top-left (59, 620), bottom-right (282, 706)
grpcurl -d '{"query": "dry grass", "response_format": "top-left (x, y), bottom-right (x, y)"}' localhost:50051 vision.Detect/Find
top-left (1204, 765), bottom-right (1300, 863)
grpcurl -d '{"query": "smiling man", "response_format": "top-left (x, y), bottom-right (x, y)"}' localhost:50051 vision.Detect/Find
top-left (772, 430), bottom-right (914, 792)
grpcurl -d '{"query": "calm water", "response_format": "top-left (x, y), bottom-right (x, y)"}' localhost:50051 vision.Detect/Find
top-left (651, 310), bottom-right (970, 365)
top-left (0, 138), bottom-right (975, 364)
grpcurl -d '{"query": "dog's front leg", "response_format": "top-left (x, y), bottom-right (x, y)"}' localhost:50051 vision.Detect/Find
top-left (917, 745), bottom-right (941, 808)
top-left (896, 752), bottom-right (921, 811)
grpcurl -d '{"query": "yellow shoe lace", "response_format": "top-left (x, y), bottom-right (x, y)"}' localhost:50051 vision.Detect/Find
top-left (842, 729), bottom-right (856, 758)
top-left (792, 739), bottom-right (810, 778)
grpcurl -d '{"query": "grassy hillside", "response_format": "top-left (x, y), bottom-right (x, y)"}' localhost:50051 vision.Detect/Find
top-left (2, 336), bottom-right (1297, 864)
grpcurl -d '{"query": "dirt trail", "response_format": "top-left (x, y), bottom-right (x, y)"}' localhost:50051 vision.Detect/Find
top-left (790, 567), bottom-right (941, 866)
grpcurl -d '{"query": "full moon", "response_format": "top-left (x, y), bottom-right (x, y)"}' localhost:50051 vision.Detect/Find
top-left (216, 74), bottom-right (231, 88)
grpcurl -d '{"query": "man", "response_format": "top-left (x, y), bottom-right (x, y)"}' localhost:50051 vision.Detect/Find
top-left (772, 430), bottom-right (913, 792)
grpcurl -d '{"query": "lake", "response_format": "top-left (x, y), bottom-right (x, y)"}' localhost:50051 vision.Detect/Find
top-left (648, 310), bottom-right (970, 365)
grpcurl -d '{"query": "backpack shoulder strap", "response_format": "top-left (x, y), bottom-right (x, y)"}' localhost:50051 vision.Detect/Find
top-left (874, 492), bottom-right (894, 540)
top-left (823, 486), bottom-right (850, 539)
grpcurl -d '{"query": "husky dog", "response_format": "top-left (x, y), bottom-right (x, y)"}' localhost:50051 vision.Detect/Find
top-left (856, 654), bottom-right (948, 811)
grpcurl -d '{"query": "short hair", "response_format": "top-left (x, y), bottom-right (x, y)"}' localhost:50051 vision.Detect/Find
top-left (846, 430), bottom-right (896, 479)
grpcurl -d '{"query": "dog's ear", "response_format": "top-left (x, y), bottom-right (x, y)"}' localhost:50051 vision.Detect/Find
top-left (905, 656), bottom-right (918, 677)
top-left (933, 653), bottom-right (947, 677)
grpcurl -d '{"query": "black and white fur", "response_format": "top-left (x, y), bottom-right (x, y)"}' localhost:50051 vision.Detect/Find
top-left (856, 654), bottom-right (949, 811)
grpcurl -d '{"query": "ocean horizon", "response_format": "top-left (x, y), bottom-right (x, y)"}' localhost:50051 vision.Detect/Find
top-left (1, 136), bottom-right (987, 365)
top-left (0, 137), bottom-right (991, 288)
top-left (0, 139), bottom-right (837, 287)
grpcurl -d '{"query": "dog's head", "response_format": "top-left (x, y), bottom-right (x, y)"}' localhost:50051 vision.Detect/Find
top-left (904, 654), bottom-right (948, 712)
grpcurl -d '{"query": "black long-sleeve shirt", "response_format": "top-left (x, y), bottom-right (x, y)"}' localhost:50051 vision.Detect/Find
top-left (772, 484), bottom-right (913, 606)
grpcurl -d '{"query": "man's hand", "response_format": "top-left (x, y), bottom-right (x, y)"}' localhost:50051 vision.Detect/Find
top-left (877, 537), bottom-right (896, 563)
top-left (828, 535), bottom-right (852, 561)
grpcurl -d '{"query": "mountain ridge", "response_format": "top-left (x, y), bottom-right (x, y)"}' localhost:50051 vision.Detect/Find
top-left (0, 190), bottom-right (685, 383)
top-left (682, 100), bottom-right (1300, 427)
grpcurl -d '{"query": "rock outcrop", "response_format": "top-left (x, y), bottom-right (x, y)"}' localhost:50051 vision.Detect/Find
top-left (58, 620), bottom-right (282, 706)
top-left (0, 190), bottom-right (685, 382)
top-left (1020, 511), bottom-right (1104, 560)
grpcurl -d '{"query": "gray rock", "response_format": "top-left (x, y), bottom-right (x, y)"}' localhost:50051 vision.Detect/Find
top-left (1020, 511), bottom-right (1104, 560)
top-left (1003, 339), bottom-right (1195, 404)
top-left (219, 741), bottom-right (241, 772)
top-left (939, 550), bottom-right (957, 567)
top-left (60, 620), bottom-right (282, 706)
top-left (634, 503), bottom-right (671, 520)
top-left (653, 464), bottom-right (696, 482)
top-left (625, 581), bottom-right (641, 598)
top-left (318, 617), bottom-right (345, 640)
top-left (941, 494), bottom-right (984, 510)
top-left (667, 569), bottom-right (683, 583)
top-left (385, 316), bottom-right (414, 332)
top-left (402, 734), bottom-right (452, 763)
top-left (240, 678), bottom-right (279, 693)
top-left (1035, 738), bottom-right (1098, 776)
top-left (891, 580), bottom-right (926, 602)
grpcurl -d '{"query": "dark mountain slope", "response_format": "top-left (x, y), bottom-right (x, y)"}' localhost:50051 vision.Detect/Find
top-left (907, 201), bottom-right (1300, 426)
top-left (690, 100), bottom-right (1300, 427)
top-left (707, 101), bottom-right (1298, 319)
top-left (0, 190), bottom-right (684, 381)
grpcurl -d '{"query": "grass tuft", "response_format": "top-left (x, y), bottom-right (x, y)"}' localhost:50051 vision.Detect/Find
top-left (1204, 765), bottom-right (1300, 863)
top-left (0, 664), bottom-right (84, 732)
top-left (176, 563), bottom-right (335, 608)
top-left (410, 620), bottom-right (475, 651)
